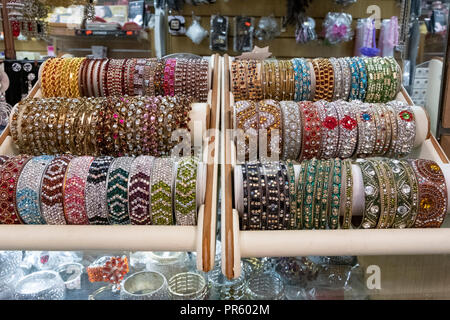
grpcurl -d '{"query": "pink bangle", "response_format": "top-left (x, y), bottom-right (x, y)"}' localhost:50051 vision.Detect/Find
top-left (63, 156), bottom-right (94, 225)
top-left (164, 58), bottom-right (176, 96)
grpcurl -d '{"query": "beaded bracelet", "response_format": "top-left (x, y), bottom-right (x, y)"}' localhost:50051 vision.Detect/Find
top-left (0, 155), bottom-right (31, 224)
top-left (355, 57), bottom-right (367, 101)
top-left (150, 157), bottom-right (175, 225)
top-left (347, 57), bottom-right (360, 101)
top-left (409, 159), bottom-right (447, 228)
top-left (106, 157), bottom-right (133, 225)
top-left (85, 156), bottom-right (114, 225)
top-left (174, 157), bottom-right (198, 226)
top-left (16, 155), bottom-right (54, 224)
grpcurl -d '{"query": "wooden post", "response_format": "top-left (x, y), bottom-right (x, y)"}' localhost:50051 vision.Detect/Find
top-left (1, 0), bottom-right (16, 59)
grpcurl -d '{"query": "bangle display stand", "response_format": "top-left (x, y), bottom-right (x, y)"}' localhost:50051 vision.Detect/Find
top-left (0, 54), bottom-right (221, 274)
top-left (221, 54), bottom-right (450, 279)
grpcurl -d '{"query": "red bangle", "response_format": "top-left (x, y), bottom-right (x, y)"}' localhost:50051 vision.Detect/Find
top-left (298, 101), bottom-right (322, 161)
top-left (0, 155), bottom-right (31, 224)
top-left (120, 59), bottom-right (128, 96)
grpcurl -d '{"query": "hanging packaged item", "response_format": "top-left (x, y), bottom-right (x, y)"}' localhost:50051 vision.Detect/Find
top-left (210, 15), bottom-right (228, 51)
top-left (168, 15), bottom-right (186, 35)
top-left (295, 16), bottom-right (317, 44)
top-left (255, 15), bottom-right (280, 41)
top-left (234, 16), bottom-right (255, 52)
top-left (186, 14), bottom-right (208, 44)
top-left (379, 17), bottom-right (399, 57)
top-left (323, 12), bottom-right (354, 45)
top-left (354, 18), bottom-right (375, 56)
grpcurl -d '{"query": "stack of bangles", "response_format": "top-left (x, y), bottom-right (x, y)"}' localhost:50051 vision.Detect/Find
top-left (231, 56), bottom-right (401, 103)
top-left (10, 95), bottom-right (193, 157)
top-left (237, 159), bottom-right (448, 230)
top-left (0, 155), bottom-right (201, 226)
top-left (41, 57), bottom-right (209, 102)
top-left (234, 99), bottom-right (416, 161)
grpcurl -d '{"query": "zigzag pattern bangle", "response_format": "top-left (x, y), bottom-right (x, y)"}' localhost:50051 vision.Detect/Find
top-left (107, 157), bottom-right (134, 225)
top-left (175, 157), bottom-right (198, 226)
top-left (150, 157), bottom-right (175, 225)
top-left (128, 155), bottom-right (154, 225)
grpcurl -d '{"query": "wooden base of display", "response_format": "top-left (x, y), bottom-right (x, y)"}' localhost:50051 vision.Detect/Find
top-left (0, 54), bottom-right (221, 274)
top-left (221, 54), bottom-right (450, 280)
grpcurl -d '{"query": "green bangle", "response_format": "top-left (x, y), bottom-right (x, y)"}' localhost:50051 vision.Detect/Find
top-left (363, 58), bottom-right (375, 102)
top-left (286, 160), bottom-right (297, 230)
top-left (151, 157), bottom-right (175, 225)
top-left (402, 160), bottom-right (420, 228)
top-left (386, 57), bottom-right (400, 100)
top-left (313, 160), bottom-right (326, 230)
top-left (382, 160), bottom-right (397, 228)
top-left (303, 159), bottom-right (318, 230)
top-left (318, 160), bottom-right (332, 230)
top-left (174, 157), bottom-right (198, 226)
top-left (358, 159), bottom-right (381, 229)
top-left (296, 161), bottom-right (307, 229)
top-left (374, 161), bottom-right (391, 229)
top-left (390, 160), bottom-right (419, 228)
top-left (341, 160), bottom-right (353, 229)
top-left (329, 159), bottom-right (342, 230)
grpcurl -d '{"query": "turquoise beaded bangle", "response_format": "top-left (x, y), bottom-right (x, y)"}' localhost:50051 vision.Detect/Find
top-left (347, 57), bottom-right (360, 101)
top-left (355, 57), bottom-right (367, 101)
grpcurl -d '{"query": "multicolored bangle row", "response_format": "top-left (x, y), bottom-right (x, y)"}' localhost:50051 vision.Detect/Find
top-left (238, 158), bottom-right (447, 230)
top-left (0, 155), bottom-right (200, 226)
top-left (231, 56), bottom-right (401, 103)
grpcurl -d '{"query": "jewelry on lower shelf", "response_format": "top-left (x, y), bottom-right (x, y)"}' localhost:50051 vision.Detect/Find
top-left (87, 256), bottom-right (129, 286)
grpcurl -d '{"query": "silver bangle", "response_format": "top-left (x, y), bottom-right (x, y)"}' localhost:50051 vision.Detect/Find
top-left (355, 102), bottom-right (377, 157)
top-left (120, 271), bottom-right (168, 300)
top-left (14, 270), bottom-right (66, 300)
top-left (279, 101), bottom-right (302, 160)
top-left (316, 100), bottom-right (339, 159)
top-left (388, 100), bottom-right (416, 157)
top-left (56, 262), bottom-right (83, 290)
top-left (329, 58), bottom-right (342, 101)
top-left (168, 272), bottom-right (208, 300)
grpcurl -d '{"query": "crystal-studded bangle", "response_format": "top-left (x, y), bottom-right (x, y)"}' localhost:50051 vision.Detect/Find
top-left (0, 155), bottom-right (31, 224)
top-left (279, 101), bottom-right (302, 160)
top-left (408, 159), bottom-right (447, 228)
top-left (383, 160), bottom-right (397, 228)
top-left (303, 158), bottom-right (318, 230)
top-left (279, 161), bottom-right (290, 229)
top-left (16, 155), bottom-right (54, 225)
top-left (40, 155), bottom-right (72, 225)
top-left (150, 157), bottom-right (175, 225)
top-left (128, 155), bottom-right (154, 225)
top-left (357, 159), bottom-right (381, 229)
top-left (291, 58), bottom-right (303, 101)
top-left (246, 162), bottom-right (262, 230)
top-left (63, 156), bottom-right (94, 225)
top-left (388, 160), bottom-right (415, 228)
top-left (318, 159), bottom-right (332, 229)
top-left (347, 57), bottom-right (360, 101)
top-left (373, 160), bottom-right (391, 229)
top-left (285, 160), bottom-right (297, 230)
top-left (329, 58), bottom-right (341, 100)
top-left (329, 159), bottom-right (342, 230)
top-left (312, 159), bottom-right (326, 229)
top-left (258, 100), bottom-right (282, 159)
top-left (295, 161), bottom-right (307, 230)
top-left (174, 157), bottom-right (198, 226)
top-left (298, 101), bottom-right (321, 161)
top-left (355, 57), bottom-right (367, 101)
top-left (85, 156), bottom-right (114, 225)
top-left (341, 159), bottom-right (353, 229)
top-left (355, 102), bottom-right (377, 157)
top-left (234, 100), bottom-right (258, 161)
top-left (334, 100), bottom-right (357, 158)
top-left (402, 160), bottom-right (420, 228)
top-left (316, 100), bottom-right (339, 159)
top-left (107, 157), bottom-right (134, 225)
top-left (241, 164), bottom-right (249, 230)
top-left (388, 101), bottom-right (416, 157)
top-left (338, 58), bottom-right (351, 101)
top-left (263, 161), bottom-right (281, 230)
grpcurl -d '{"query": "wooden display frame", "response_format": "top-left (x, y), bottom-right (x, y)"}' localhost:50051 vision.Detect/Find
top-left (0, 54), bottom-right (221, 274)
top-left (221, 54), bottom-right (450, 280)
